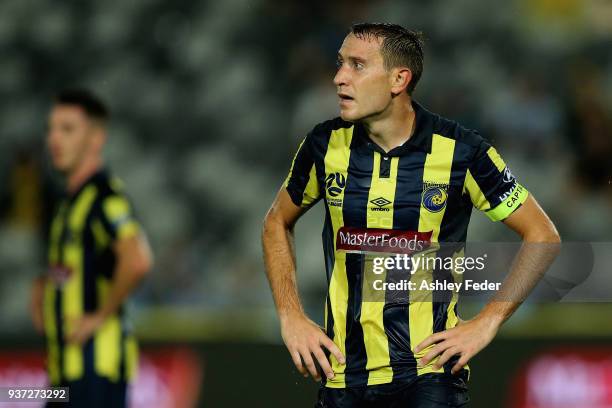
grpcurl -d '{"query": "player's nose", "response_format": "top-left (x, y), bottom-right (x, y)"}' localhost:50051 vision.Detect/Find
top-left (333, 66), bottom-right (349, 87)
top-left (46, 130), bottom-right (62, 150)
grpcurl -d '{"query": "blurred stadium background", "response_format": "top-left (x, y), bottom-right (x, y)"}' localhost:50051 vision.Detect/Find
top-left (0, 0), bottom-right (611, 406)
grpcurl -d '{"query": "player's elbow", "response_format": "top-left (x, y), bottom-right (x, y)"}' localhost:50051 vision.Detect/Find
top-left (116, 235), bottom-right (153, 280)
top-left (524, 222), bottom-right (562, 259)
top-left (129, 244), bottom-right (153, 280)
top-left (262, 208), bottom-right (288, 239)
top-left (134, 259), bottom-right (153, 278)
top-left (543, 227), bottom-right (561, 257)
top-left (521, 213), bottom-right (561, 244)
top-left (548, 228), bottom-right (561, 245)
top-left (533, 223), bottom-right (561, 244)
top-left (134, 254), bottom-right (153, 279)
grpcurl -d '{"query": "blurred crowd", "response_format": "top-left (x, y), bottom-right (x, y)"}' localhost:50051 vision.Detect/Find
top-left (0, 0), bottom-right (610, 336)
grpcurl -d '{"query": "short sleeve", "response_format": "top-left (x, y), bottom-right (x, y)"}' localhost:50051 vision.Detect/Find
top-left (99, 194), bottom-right (140, 240)
top-left (284, 132), bottom-right (321, 208)
top-left (464, 141), bottom-right (529, 222)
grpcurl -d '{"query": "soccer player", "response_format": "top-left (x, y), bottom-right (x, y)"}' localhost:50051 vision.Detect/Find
top-left (29, 89), bottom-right (152, 407)
top-left (262, 23), bottom-right (560, 407)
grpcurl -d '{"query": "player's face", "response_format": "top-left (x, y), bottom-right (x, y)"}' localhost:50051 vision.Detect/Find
top-left (333, 34), bottom-right (394, 122)
top-left (46, 105), bottom-right (97, 173)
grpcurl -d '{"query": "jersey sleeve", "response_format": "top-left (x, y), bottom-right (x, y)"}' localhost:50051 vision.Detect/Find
top-left (99, 193), bottom-right (141, 241)
top-left (464, 140), bottom-right (529, 222)
top-left (284, 131), bottom-right (321, 208)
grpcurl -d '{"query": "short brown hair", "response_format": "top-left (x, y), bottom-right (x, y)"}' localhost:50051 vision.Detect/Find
top-left (55, 89), bottom-right (109, 124)
top-left (350, 23), bottom-right (424, 94)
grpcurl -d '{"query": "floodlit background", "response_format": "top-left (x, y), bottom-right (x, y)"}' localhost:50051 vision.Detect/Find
top-left (0, 0), bottom-right (611, 406)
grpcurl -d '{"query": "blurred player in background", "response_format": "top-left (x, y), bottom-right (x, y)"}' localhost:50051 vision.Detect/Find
top-left (30, 89), bottom-right (152, 407)
top-left (263, 23), bottom-right (560, 407)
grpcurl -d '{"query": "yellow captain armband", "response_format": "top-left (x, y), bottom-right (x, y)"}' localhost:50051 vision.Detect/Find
top-left (485, 183), bottom-right (529, 222)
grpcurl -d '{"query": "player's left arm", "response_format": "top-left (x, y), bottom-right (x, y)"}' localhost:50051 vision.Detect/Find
top-left (68, 234), bottom-right (153, 345)
top-left (100, 234), bottom-right (153, 320)
top-left (68, 195), bottom-right (153, 345)
top-left (415, 196), bottom-right (561, 373)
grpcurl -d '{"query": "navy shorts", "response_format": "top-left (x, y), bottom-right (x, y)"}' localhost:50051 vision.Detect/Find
top-left (315, 373), bottom-right (469, 408)
top-left (45, 377), bottom-right (127, 408)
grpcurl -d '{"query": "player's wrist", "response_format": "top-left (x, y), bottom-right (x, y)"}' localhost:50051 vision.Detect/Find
top-left (278, 308), bottom-right (306, 324)
top-left (94, 308), bottom-right (112, 323)
top-left (475, 309), bottom-right (505, 332)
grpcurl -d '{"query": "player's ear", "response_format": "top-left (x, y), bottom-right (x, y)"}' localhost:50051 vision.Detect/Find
top-left (90, 124), bottom-right (107, 151)
top-left (391, 67), bottom-right (412, 96)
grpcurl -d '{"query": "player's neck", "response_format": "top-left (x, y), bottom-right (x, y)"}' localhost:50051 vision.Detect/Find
top-left (362, 97), bottom-right (415, 153)
top-left (66, 157), bottom-right (102, 195)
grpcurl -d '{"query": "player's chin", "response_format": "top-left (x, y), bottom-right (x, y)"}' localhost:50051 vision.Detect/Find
top-left (51, 158), bottom-right (71, 173)
top-left (338, 108), bottom-right (360, 122)
top-left (50, 158), bottom-right (62, 170)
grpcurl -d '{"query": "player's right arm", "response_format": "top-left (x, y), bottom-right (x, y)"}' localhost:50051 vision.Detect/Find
top-left (30, 275), bottom-right (46, 333)
top-left (262, 188), bottom-right (345, 381)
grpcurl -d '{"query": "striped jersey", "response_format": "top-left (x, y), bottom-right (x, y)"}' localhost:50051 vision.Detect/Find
top-left (284, 101), bottom-right (528, 388)
top-left (45, 170), bottom-right (140, 385)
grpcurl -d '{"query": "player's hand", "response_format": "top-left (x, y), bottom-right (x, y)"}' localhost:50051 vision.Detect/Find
top-left (414, 315), bottom-right (500, 374)
top-left (280, 311), bottom-right (345, 382)
top-left (67, 312), bottom-right (106, 345)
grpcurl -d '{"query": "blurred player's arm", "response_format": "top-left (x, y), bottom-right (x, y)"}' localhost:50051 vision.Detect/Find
top-left (262, 188), bottom-right (345, 382)
top-left (30, 275), bottom-right (47, 333)
top-left (98, 233), bottom-right (152, 319)
top-left (416, 195), bottom-right (561, 373)
top-left (68, 233), bottom-right (153, 345)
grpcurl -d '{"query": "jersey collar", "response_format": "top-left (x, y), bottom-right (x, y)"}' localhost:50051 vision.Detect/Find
top-left (408, 100), bottom-right (434, 154)
top-left (65, 168), bottom-right (108, 201)
top-left (355, 100), bottom-right (434, 156)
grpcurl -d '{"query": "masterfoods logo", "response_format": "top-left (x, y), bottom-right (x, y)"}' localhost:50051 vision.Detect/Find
top-left (336, 226), bottom-right (432, 254)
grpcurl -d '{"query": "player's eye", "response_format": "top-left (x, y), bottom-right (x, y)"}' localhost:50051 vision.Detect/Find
top-left (335, 59), bottom-right (343, 69)
top-left (354, 61), bottom-right (364, 70)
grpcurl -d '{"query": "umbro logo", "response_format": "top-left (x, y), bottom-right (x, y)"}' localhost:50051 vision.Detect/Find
top-left (370, 197), bottom-right (391, 207)
top-left (370, 197), bottom-right (391, 212)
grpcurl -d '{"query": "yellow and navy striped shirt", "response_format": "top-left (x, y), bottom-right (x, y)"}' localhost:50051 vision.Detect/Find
top-left (45, 170), bottom-right (140, 385)
top-left (285, 101), bottom-right (528, 388)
